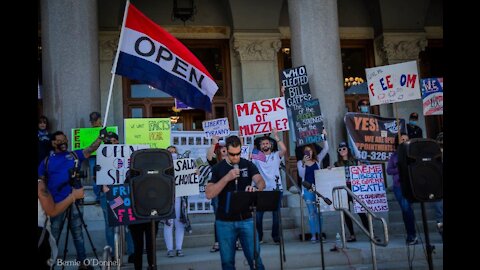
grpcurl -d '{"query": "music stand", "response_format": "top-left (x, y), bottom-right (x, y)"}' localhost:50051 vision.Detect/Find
top-left (230, 191), bottom-right (281, 270)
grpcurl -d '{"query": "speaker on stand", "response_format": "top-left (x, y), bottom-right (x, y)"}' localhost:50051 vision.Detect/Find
top-left (129, 149), bottom-right (176, 269)
top-left (397, 138), bottom-right (443, 270)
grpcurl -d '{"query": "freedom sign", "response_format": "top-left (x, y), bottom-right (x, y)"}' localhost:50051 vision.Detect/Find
top-left (421, 78), bottom-right (443, 115)
top-left (344, 113), bottom-right (406, 162)
top-left (202, 118), bottom-right (230, 138)
top-left (235, 97), bottom-right (289, 136)
top-left (106, 184), bottom-right (150, 226)
top-left (174, 158), bottom-right (200, 197)
top-left (96, 144), bottom-right (150, 185)
top-left (365, 60), bottom-right (421, 105)
top-left (349, 165), bottom-right (388, 213)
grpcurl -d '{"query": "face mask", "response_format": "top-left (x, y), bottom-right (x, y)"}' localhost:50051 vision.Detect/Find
top-left (57, 143), bottom-right (68, 152)
top-left (409, 121), bottom-right (417, 126)
top-left (360, 106), bottom-right (369, 113)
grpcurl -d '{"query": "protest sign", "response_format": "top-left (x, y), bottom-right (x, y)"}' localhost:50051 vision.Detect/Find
top-left (350, 165), bottom-right (388, 213)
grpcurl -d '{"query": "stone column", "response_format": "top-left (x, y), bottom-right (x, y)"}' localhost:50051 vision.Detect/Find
top-left (41, 0), bottom-right (100, 137)
top-left (374, 33), bottom-right (428, 131)
top-left (233, 33), bottom-right (282, 102)
top-left (288, 0), bottom-right (345, 160)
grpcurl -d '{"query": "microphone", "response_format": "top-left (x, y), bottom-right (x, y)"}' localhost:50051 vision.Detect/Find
top-left (233, 164), bottom-right (239, 192)
top-left (302, 181), bottom-right (332, 205)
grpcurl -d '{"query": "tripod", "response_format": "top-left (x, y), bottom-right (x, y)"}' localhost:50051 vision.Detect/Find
top-left (56, 201), bottom-right (99, 269)
top-left (274, 178), bottom-right (286, 270)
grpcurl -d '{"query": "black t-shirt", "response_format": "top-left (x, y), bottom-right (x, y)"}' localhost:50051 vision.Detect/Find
top-left (209, 158), bottom-right (260, 221)
top-left (207, 157), bottom-right (217, 167)
top-left (407, 124), bottom-right (423, 139)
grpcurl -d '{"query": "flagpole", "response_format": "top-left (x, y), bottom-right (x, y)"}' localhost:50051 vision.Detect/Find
top-left (103, 0), bottom-right (130, 128)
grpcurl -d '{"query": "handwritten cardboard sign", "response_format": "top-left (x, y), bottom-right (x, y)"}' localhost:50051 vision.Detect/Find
top-left (124, 118), bottom-right (171, 149)
top-left (96, 144), bottom-right (150, 185)
top-left (291, 99), bottom-right (324, 146)
top-left (174, 158), bottom-right (200, 197)
top-left (106, 184), bottom-right (149, 226)
top-left (365, 60), bottom-right (421, 105)
top-left (349, 165), bottom-right (388, 213)
top-left (421, 78), bottom-right (443, 116)
top-left (235, 97), bottom-right (289, 136)
top-left (202, 118), bottom-right (230, 138)
top-left (71, 126), bottom-right (118, 154)
top-left (281, 65), bottom-right (312, 107)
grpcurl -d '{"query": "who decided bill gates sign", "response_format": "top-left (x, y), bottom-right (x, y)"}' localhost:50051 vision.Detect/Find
top-left (112, 1), bottom-right (218, 112)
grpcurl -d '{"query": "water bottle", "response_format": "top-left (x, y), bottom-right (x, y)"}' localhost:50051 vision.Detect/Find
top-left (335, 232), bottom-right (342, 249)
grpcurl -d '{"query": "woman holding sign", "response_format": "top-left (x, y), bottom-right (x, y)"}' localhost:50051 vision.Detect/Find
top-left (331, 141), bottom-right (371, 243)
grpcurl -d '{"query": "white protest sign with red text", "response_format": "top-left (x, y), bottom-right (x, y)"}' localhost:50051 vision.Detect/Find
top-left (235, 97), bottom-right (289, 136)
top-left (366, 60), bottom-right (421, 106)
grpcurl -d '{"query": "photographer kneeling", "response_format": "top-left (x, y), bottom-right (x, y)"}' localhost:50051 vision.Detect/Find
top-left (38, 128), bottom-right (107, 270)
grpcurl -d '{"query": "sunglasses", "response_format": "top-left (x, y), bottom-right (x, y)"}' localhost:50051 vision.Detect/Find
top-left (337, 147), bottom-right (348, 152)
top-left (228, 151), bottom-right (241, 157)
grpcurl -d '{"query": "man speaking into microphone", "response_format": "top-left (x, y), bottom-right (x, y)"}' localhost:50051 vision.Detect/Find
top-left (206, 135), bottom-right (266, 270)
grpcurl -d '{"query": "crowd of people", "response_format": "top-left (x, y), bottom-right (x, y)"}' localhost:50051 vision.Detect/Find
top-left (37, 102), bottom-right (444, 269)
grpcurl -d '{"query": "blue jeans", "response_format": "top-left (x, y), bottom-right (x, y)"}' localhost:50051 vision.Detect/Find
top-left (216, 219), bottom-right (264, 270)
top-left (302, 188), bottom-right (321, 237)
top-left (100, 192), bottom-right (134, 255)
top-left (256, 191), bottom-right (283, 242)
top-left (50, 203), bottom-right (87, 261)
top-left (393, 186), bottom-right (416, 239)
top-left (89, 157), bottom-right (101, 201)
top-left (433, 199), bottom-right (443, 223)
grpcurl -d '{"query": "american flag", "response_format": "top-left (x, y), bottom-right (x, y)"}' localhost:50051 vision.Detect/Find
top-left (251, 149), bottom-right (266, 162)
top-left (109, 196), bottom-right (124, 210)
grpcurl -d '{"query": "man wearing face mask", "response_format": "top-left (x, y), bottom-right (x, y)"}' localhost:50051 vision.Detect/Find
top-left (38, 128), bottom-right (107, 270)
top-left (357, 99), bottom-right (370, 113)
top-left (406, 112), bottom-right (423, 139)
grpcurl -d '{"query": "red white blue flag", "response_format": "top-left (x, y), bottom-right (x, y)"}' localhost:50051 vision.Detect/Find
top-left (112, 2), bottom-right (218, 112)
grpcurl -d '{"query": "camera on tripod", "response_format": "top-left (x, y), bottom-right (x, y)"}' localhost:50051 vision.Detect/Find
top-left (68, 162), bottom-right (87, 204)
top-left (68, 167), bottom-right (87, 188)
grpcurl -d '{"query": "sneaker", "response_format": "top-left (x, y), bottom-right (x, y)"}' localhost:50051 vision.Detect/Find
top-left (167, 250), bottom-right (175, 257)
top-left (176, 250), bottom-right (184, 257)
top-left (310, 238), bottom-right (318, 244)
top-left (346, 235), bottom-right (357, 242)
top-left (210, 242), bottom-right (220, 252)
top-left (236, 241), bottom-right (242, 250)
top-left (407, 236), bottom-right (418, 245)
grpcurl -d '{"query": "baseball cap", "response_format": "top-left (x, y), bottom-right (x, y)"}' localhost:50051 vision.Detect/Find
top-left (106, 132), bottom-right (118, 141)
top-left (409, 112), bottom-right (419, 119)
top-left (338, 141), bottom-right (348, 148)
top-left (89, 111), bottom-right (101, 122)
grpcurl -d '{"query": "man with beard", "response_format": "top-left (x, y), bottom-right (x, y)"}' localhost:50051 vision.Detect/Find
top-left (38, 128), bottom-right (107, 270)
top-left (251, 129), bottom-right (287, 244)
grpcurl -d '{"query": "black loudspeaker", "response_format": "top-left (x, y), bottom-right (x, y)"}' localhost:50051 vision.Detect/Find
top-left (397, 138), bottom-right (443, 202)
top-left (130, 149), bottom-right (175, 219)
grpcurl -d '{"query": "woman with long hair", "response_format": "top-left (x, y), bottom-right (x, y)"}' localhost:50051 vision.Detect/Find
top-left (332, 141), bottom-right (370, 242)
